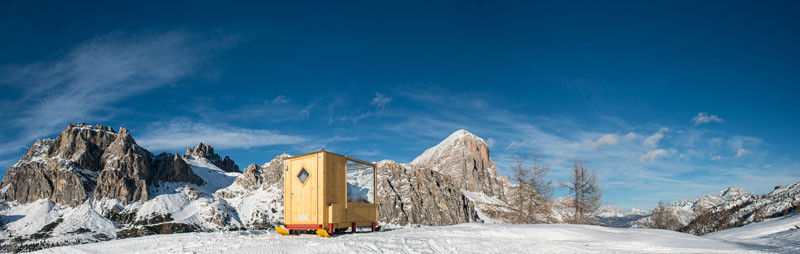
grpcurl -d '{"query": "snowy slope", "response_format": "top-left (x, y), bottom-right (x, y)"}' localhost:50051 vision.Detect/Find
top-left (706, 213), bottom-right (800, 253)
top-left (184, 157), bottom-right (241, 193)
top-left (36, 223), bottom-right (765, 254)
top-left (217, 182), bottom-right (283, 228)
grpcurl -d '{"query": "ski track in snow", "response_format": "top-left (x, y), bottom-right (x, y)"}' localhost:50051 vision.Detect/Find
top-left (35, 223), bottom-right (788, 254)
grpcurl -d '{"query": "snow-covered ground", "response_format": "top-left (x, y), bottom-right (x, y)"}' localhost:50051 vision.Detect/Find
top-left (706, 213), bottom-right (800, 253)
top-left (36, 222), bottom-right (790, 254)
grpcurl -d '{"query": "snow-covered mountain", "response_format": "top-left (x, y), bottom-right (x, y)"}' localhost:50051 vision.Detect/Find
top-left (681, 183), bottom-right (800, 235)
top-left (409, 130), bottom-right (514, 223)
top-left (0, 124), bottom-right (258, 252)
top-left (593, 206), bottom-right (650, 228)
top-left (624, 187), bottom-right (751, 229)
top-left (410, 130), bottom-right (507, 199)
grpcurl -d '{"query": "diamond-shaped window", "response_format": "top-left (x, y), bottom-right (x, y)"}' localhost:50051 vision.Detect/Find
top-left (297, 167), bottom-right (309, 184)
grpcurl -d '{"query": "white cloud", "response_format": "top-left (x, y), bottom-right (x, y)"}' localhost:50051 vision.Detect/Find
top-left (271, 95), bottom-right (289, 104)
top-left (339, 92), bottom-right (393, 123)
top-left (640, 149), bottom-right (668, 162)
top-left (710, 155), bottom-right (722, 161)
top-left (136, 121), bottom-right (307, 151)
top-left (0, 30), bottom-right (235, 156)
top-left (643, 128), bottom-right (668, 148)
top-left (370, 92), bottom-right (392, 111)
top-left (591, 134), bottom-right (619, 148)
top-left (735, 148), bottom-right (750, 158)
top-left (625, 132), bottom-right (639, 139)
top-left (692, 112), bottom-right (724, 126)
top-left (486, 137), bottom-right (496, 148)
top-left (764, 164), bottom-right (773, 168)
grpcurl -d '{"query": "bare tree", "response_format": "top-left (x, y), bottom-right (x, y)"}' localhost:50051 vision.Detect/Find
top-left (560, 160), bottom-right (601, 224)
top-left (650, 200), bottom-right (680, 230)
top-left (508, 150), bottom-right (553, 223)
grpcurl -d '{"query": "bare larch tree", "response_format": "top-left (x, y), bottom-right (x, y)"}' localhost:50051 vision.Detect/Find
top-left (560, 160), bottom-right (601, 224)
top-left (508, 151), bottom-right (553, 223)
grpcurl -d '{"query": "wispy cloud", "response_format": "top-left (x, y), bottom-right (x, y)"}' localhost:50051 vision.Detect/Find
top-left (338, 92), bottom-right (393, 123)
top-left (136, 121), bottom-right (307, 151)
top-left (486, 137), bottom-right (496, 148)
top-left (736, 148), bottom-right (750, 158)
top-left (591, 134), bottom-right (619, 148)
top-left (370, 92), bottom-right (392, 111)
top-left (272, 95), bottom-right (289, 104)
top-left (643, 127), bottom-right (668, 148)
top-left (0, 30), bottom-right (235, 156)
top-left (692, 112), bottom-right (724, 126)
top-left (640, 149), bottom-right (668, 162)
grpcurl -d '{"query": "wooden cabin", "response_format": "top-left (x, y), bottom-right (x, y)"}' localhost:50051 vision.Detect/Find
top-left (282, 150), bottom-right (378, 235)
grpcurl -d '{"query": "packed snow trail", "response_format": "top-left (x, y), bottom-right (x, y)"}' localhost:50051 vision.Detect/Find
top-left (36, 223), bottom-right (772, 253)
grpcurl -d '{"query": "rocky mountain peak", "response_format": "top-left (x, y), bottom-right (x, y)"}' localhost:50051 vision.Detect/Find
top-left (2, 123), bottom-right (208, 207)
top-left (720, 187), bottom-right (747, 199)
top-left (409, 129), bottom-right (505, 199)
top-left (47, 124), bottom-right (119, 172)
top-left (234, 154), bottom-right (288, 190)
top-left (183, 143), bottom-right (239, 173)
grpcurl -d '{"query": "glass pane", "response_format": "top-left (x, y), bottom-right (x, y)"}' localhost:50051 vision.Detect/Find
top-left (297, 167), bottom-right (309, 184)
top-left (346, 159), bottom-right (375, 203)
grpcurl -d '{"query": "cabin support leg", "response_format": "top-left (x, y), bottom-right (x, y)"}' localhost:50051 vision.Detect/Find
top-left (371, 222), bottom-right (376, 232)
top-left (352, 222), bottom-right (357, 233)
top-left (328, 223), bottom-right (334, 235)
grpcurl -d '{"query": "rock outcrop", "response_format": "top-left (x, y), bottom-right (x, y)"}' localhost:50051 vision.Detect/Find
top-left (184, 143), bottom-right (239, 172)
top-left (410, 130), bottom-right (506, 200)
top-left (233, 154), bottom-right (287, 191)
top-left (152, 153), bottom-right (205, 187)
top-left (1, 124), bottom-right (208, 206)
top-left (377, 160), bottom-right (481, 225)
top-left (94, 127), bottom-right (155, 203)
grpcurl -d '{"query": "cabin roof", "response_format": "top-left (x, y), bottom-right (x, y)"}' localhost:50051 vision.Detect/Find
top-left (285, 149), bottom-right (376, 167)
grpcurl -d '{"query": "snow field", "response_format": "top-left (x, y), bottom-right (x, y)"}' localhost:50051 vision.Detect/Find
top-left (36, 223), bottom-right (770, 254)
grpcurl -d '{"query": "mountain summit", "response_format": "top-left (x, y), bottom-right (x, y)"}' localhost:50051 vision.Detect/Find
top-left (410, 129), bottom-right (505, 199)
top-left (184, 142), bottom-right (240, 172)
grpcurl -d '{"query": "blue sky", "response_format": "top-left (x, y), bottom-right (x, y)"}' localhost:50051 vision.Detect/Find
top-left (1, 0), bottom-right (798, 210)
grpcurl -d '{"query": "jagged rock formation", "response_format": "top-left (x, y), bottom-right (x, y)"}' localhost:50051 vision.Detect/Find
top-left (1, 124), bottom-right (209, 207)
top-left (152, 153), bottom-right (205, 187)
top-left (184, 143), bottom-right (239, 173)
top-left (377, 160), bottom-right (481, 226)
top-left (0, 124), bottom-right (243, 252)
top-left (233, 154), bottom-right (287, 191)
top-left (410, 130), bottom-right (506, 200)
top-left (94, 127), bottom-right (156, 203)
top-left (1, 140), bottom-right (93, 207)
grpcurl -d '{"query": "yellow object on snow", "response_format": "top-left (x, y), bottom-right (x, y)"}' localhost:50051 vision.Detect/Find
top-left (275, 226), bottom-right (290, 236)
top-left (316, 229), bottom-right (331, 238)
